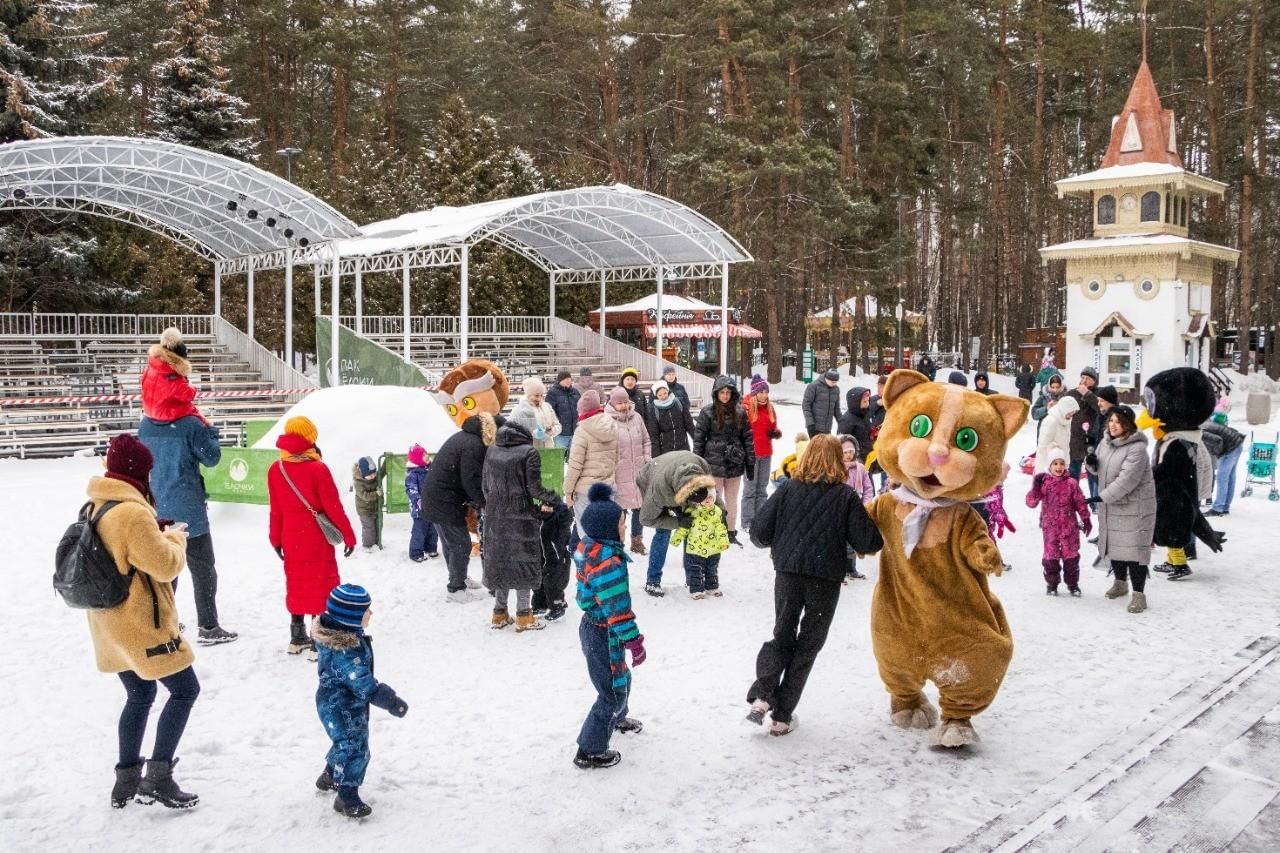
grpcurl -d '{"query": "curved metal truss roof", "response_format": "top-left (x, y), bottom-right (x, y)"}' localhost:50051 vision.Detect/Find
top-left (307, 185), bottom-right (752, 278)
top-left (0, 136), bottom-right (360, 261)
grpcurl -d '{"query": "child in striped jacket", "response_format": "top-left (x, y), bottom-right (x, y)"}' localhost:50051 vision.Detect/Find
top-left (572, 483), bottom-right (646, 769)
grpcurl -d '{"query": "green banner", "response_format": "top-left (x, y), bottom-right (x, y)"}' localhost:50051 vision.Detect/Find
top-left (539, 448), bottom-right (565, 495)
top-left (316, 316), bottom-right (429, 388)
top-left (383, 453), bottom-right (411, 514)
top-left (241, 418), bottom-right (277, 448)
top-left (202, 448), bottom-right (278, 505)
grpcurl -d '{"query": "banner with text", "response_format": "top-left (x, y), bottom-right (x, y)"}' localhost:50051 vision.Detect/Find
top-left (316, 316), bottom-right (430, 388)
top-left (202, 448), bottom-right (278, 505)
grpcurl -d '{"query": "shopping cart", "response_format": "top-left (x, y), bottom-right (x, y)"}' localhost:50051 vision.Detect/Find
top-left (1240, 432), bottom-right (1278, 501)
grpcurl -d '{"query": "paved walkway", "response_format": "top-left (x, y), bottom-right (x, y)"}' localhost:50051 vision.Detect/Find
top-left (947, 628), bottom-right (1280, 852)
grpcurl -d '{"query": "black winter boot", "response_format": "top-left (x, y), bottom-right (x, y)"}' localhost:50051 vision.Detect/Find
top-left (111, 762), bottom-right (142, 808)
top-left (137, 758), bottom-right (199, 809)
top-left (287, 617), bottom-right (312, 655)
top-left (334, 786), bottom-right (372, 818)
top-left (315, 766), bottom-right (337, 792)
top-left (573, 748), bottom-right (621, 769)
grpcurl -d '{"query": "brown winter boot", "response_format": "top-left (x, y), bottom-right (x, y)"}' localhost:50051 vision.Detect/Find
top-left (630, 535), bottom-right (647, 556)
top-left (490, 609), bottom-right (513, 630)
top-left (1104, 579), bottom-right (1130, 599)
top-left (1128, 592), bottom-right (1148, 613)
top-left (515, 609), bottom-right (546, 632)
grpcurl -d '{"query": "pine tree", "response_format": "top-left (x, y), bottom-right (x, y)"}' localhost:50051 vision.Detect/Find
top-left (148, 0), bottom-right (256, 159)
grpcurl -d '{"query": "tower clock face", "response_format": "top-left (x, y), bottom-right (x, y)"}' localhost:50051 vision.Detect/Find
top-left (1120, 194), bottom-right (1137, 212)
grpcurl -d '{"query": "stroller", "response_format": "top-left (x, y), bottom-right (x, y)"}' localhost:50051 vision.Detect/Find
top-left (1240, 432), bottom-right (1279, 501)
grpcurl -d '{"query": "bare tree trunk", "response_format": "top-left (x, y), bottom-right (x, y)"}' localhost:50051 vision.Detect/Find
top-left (1203, 0), bottom-right (1228, 326)
top-left (1237, 0), bottom-right (1260, 372)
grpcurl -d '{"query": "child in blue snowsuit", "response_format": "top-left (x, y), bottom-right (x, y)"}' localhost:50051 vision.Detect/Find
top-left (312, 584), bottom-right (408, 818)
top-left (572, 483), bottom-right (647, 769)
top-left (405, 443), bottom-right (438, 560)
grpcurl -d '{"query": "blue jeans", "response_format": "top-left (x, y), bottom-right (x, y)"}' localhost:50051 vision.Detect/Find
top-left (577, 617), bottom-right (629, 755)
top-left (117, 666), bottom-right (201, 766)
top-left (1213, 444), bottom-right (1243, 512)
top-left (409, 516), bottom-right (438, 560)
top-left (554, 434), bottom-right (573, 450)
top-left (646, 527), bottom-right (671, 585)
top-left (685, 552), bottom-right (721, 593)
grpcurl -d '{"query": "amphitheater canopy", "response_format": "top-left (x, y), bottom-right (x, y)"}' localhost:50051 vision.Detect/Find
top-left (0, 136), bottom-right (360, 261)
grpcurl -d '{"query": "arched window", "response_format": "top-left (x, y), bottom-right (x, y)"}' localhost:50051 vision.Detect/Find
top-left (1165, 192), bottom-right (1172, 223)
top-left (1180, 196), bottom-right (1188, 226)
top-left (1097, 194), bottom-right (1116, 225)
top-left (1141, 191), bottom-right (1161, 222)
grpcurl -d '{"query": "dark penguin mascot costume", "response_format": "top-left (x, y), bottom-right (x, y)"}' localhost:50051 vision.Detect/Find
top-left (1138, 368), bottom-right (1222, 580)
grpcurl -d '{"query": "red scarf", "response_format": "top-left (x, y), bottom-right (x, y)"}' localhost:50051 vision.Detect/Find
top-left (578, 407), bottom-right (604, 422)
top-left (276, 432), bottom-right (322, 462)
top-left (105, 471), bottom-right (154, 506)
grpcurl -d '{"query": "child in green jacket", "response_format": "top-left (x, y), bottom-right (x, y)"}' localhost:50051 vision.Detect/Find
top-left (671, 485), bottom-right (730, 599)
top-left (351, 456), bottom-right (383, 551)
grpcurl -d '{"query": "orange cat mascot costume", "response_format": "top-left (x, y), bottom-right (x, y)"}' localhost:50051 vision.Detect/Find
top-left (867, 369), bottom-right (1028, 748)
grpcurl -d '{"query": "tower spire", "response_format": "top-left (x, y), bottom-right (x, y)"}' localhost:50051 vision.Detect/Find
top-left (1141, 0), bottom-right (1149, 63)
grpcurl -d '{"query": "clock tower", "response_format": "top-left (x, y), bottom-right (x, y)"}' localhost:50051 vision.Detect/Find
top-left (1040, 61), bottom-right (1238, 399)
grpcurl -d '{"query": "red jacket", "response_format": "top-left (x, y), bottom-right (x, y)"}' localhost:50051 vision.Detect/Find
top-left (268, 456), bottom-right (357, 615)
top-left (140, 346), bottom-right (200, 423)
top-left (747, 400), bottom-right (778, 459)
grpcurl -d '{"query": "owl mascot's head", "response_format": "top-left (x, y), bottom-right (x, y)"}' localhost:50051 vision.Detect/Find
top-left (433, 359), bottom-right (509, 428)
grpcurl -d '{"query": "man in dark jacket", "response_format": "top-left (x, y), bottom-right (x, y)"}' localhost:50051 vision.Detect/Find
top-left (973, 373), bottom-right (996, 395)
top-left (1200, 418), bottom-right (1246, 517)
top-left (660, 365), bottom-right (690, 411)
top-left (1015, 364), bottom-right (1036, 401)
top-left (546, 371), bottom-right (580, 451)
top-left (916, 354), bottom-right (938, 381)
top-left (1085, 385), bottom-right (1119, 504)
top-left (421, 411), bottom-right (501, 602)
top-left (1066, 367), bottom-right (1100, 478)
top-left (138, 413), bottom-right (236, 645)
top-left (801, 369), bottom-right (842, 437)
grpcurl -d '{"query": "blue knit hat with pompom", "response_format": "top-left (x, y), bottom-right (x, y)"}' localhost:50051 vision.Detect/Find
top-left (579, 482), bottom-right (624, 542)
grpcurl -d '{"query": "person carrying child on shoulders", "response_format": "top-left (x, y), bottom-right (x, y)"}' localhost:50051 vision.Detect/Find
top-left (1026, 448), bottom-right (1091, 596)
top-left (312, 584), bottom-right (408, 819)
top-left (573, 484), bottom-right (646, 769)
top-left (404, 444), bottom-right (438, 561)
top-left (351, 456), bottom-right (384, 552)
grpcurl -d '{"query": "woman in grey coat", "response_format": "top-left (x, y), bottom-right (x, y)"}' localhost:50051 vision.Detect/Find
top-left (1087, 405), bottom-right (1156, 614)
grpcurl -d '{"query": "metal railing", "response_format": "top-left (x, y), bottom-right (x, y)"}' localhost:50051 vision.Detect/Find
top-left (548, 318), bottom-right (713, 403)
top-left (212, 316), bottom-right (316, 391)
top-left (0, 313), bottom-right (214, 339)
top-left (337, 315), bottom-right (548, 338)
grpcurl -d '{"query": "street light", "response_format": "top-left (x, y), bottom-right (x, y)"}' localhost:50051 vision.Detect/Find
top-left (276, 147), bottom-right (303, 183)
top-left (895, 284), bottom-right (905, 370)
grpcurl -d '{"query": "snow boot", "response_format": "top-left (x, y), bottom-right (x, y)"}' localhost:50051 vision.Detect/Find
top-left (136, 758), bottom-right (198, 809)
top-left (545, 602), bottom-right (567, 622)
top-left (111, 762), bottom-right (142, 809)
top-left (644, 583), bottom-right (665, 598)
top-left (630, 535), bottom-right (647, 556)
top-left (287, 619), bottom-right (312, 655)
top-left (929, 717), bottom-right (979, 749)
top-left (1105, 579), bottom-right (1130, 599)
top-left (1068, 586), bottom-right (1082, 597)
top-left (515, 609), bottom-right (545, 632)
top-left (769, 718), bottom-right (795, 737)
top-left (615, 717), bottom-right (644, 734)
top-left (315, 766), bottom-right (337, 792)
top-left (746, 699), bottom-right (770, 726)
top-left (1167, 566), bottom-right (1193, 581)
top-left (334, 786), bottom-right (372, 818)
top-left (197, 625), bottom-right (238, 646)
top-left (1153, 562), bottom-right (1174, 573)
top-left (490, 609), bottom-right (513, 630)
top-left (1045, 585), bottom-right (1059, 596)
top-left (573, 748), bottom-right (621, 769)
top-left (1128, 591), bottom-right (1148, 613)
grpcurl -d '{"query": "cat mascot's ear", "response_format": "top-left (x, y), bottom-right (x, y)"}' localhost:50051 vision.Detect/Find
top-left (987, 394), bottom-right (1030, 440)
top-left (883, 369), bottom-right (930, 409)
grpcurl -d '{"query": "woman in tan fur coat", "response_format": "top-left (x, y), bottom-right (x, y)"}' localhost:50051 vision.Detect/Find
top-left (87, 434), bottom-right (201, 810)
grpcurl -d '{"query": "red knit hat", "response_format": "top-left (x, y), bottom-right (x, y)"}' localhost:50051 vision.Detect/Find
top-left (106, 433), bottom-right (153, 482)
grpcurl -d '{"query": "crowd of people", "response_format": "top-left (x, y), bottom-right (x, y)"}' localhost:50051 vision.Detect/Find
top-left (66, 328), bottom-right (1245, 817)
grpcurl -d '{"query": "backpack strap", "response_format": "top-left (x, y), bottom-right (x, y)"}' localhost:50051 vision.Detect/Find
top-left (89, 499), bottom-right (149, 618)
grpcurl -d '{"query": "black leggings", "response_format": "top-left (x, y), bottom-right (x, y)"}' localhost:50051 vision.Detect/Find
top-left (1111, 560), bottom-right (1148, 592)
top-left (117, 666), bottom-right (201, 767)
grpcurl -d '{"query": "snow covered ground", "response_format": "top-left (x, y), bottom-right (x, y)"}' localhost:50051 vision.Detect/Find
top-left (5, 379), bottom-right (1280, 852)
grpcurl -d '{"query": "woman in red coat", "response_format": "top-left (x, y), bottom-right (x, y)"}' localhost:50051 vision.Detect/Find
top-left (268, 416), bottom-right (356, 655)
top-left (742, 375), bottom-right (781, 531)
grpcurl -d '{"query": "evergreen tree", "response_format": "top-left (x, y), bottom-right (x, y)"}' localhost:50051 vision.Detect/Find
top-left (148, 0), bottom-right (256, 159)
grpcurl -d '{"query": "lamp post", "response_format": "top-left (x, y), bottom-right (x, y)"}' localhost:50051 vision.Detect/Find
top-left (895, 284), bottom-right (905, 370)
top-left (276, 147), bottom-right (303, 183)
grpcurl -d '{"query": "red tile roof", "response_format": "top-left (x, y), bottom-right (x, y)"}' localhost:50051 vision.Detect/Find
top-left (1100, 62), bottom-right (1183, 169)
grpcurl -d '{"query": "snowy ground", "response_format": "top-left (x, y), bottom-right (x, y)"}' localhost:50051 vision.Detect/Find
top-left (5, 379), bottom-right (1280, 852)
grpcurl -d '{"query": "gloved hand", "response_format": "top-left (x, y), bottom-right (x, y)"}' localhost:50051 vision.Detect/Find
top-left (1080, 518), bottom-right (1093, 536)
top-left (1085, 453), bottom-right (1099, 469)
top-left (623, 635), bottom-right (647, 667)
top-left (534, 425), bottom-right (546, 440)
top-left (768, 428), bottom-right (783, 440)
top-left (274, 545), bottom-right (284, 560)
top-left (390, 699), bottom-right (409, 718)
top-left (1085, 496), bottom-right (1103, 505)
top-left (988, 507), bottom-right (1015, 539)
top-left (343, 545), bottom-right (355, 557)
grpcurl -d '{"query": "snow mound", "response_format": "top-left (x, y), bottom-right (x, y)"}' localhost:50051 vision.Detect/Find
top-left (255, 386), bottom-right (459, 473)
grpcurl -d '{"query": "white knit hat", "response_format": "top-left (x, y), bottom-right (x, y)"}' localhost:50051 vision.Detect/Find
top-left (1047, 448), bottom-right (1068, 465)
top-left (651, 380), bottom-right (670, 396)
top-left (522, 376), bottom-right (546, 396)
top-left (159, 327), bottom-right (184, 350)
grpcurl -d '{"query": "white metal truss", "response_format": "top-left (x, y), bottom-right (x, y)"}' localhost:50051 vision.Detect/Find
top-left (551, 263), bottom-right (729, 286)
top-left (0, 136), bottom-right (360, 260)
top-left (310, 246), bottom-right (464, 276)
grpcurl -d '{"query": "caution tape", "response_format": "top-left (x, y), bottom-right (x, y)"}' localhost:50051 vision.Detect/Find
top-left (0, 387), bottom-right (322, 407)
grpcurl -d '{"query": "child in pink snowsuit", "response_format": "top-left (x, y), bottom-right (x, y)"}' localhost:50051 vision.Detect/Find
top-left (840, 435), bottom-right (875, 581)
top-left (1026, 448), bottom-right (1091, 596)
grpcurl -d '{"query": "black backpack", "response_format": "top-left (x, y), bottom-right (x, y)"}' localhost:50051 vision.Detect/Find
top-left (53, 501), bottom-right (136, 610)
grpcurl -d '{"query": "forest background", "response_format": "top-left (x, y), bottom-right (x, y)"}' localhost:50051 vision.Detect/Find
top-left (1, 0), bottom-right (1276, 380)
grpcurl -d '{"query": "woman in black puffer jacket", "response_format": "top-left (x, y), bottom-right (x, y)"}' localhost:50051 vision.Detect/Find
top-left (693, 375), bottom-right (754, 542)
top-left (646, 380), bottom-right (695, 456)
top-left (837, 385), bottom-right (873, 461)
top-left (745, 435), bottom-right (884, 735)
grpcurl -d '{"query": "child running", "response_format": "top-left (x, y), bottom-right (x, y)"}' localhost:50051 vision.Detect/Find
top-left (1026, 448), bottom-right (1091, 596)
top-left (573, 483), bottom-right (646, 769)
top-left (312, 584), bottom-right (408, 818)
